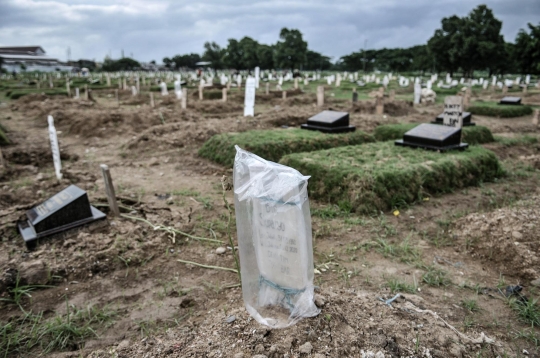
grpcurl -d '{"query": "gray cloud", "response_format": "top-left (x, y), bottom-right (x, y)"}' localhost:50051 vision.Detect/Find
top-left (0, 0), bottom-right (539, 63)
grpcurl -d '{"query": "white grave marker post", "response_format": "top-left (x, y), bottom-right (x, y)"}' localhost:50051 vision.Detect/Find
top-left (233, 147), bottom-right (319, 328)
top-left (443, 96), bottom-right (463, 129)
top-left (526, 75), bottom-right (530, 85)
top-left (244, 77), bottom-right (256, 117)
top-left (150, 92), bottom-right (155, 107)
top-left (47, 116), bottom-right (62, 181)
top-left (66, 79), bottom-right (70, 97)
top-left (255, 67), bottom-right (260, 89)
top-left (316, 86), bottom-right (324, 107)
top-left (222, 88), bottom-right (227, 102)
top-left (181, 88), bottom-right (187, 109)
top-left (160, 82), bottom-right (168, 96)
top-left (426, 80), bottom-right (432, 90)
top-left (75, 87), bottom-right (79, 99)
top-left (413, 83), bottom-right (421, 105)
top-left (174, 80), bottom-right (182, 100)
top-left (131, 86), bottom-right (137, 96)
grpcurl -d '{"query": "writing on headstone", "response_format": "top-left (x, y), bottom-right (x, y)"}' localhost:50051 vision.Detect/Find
top-left (443, 96), bottom-right (463, 128)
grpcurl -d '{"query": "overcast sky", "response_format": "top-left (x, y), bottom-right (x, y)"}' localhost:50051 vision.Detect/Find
top-left (1, 0), bottom-right (539, 63)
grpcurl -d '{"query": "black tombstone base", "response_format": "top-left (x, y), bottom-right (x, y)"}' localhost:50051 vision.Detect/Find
top-left (300, 123), bottom-right (356, 133)
top-left (18, 185), bottom-right (107, 249)
top-left (499, 96), bottom-right (522, 105)
top-left (395, 139), bottom-right (469, 152)
top-left (432, 112), bottom-right (475, 126)
top-left (394, 123), bottom-right (469, 152)
top-left (301, 110), bottom-right (356, 133)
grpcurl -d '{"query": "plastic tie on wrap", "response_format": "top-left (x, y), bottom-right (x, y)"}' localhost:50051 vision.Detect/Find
top-left (233, 145), bottom-right (319, 328)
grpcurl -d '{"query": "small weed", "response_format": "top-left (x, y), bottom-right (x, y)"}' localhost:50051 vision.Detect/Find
top-left (514, 328), bottom-right (540, 347)
top-left (422, 266), bottom-right (451, 287)
top-left (386, 278), bottom-right (416, 294)
top-left (461, 299), bottom-right (480, 313)
top-left (463, 316), bottom-right (476, 331)
top-left (508, 298), bottom-right (540, 327)
top-left (0, 275), bottom-right (52, 311)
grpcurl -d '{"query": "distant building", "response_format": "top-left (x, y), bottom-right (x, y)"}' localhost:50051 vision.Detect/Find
top-left (0, 46), bottom-right (72, 73)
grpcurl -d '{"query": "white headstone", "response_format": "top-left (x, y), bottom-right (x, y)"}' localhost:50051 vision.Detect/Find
top-left (160, 82), bottom-right (168, 96)
top-left (492, 76), bottom-right (497, 86)
top-left (255, 67), bottom-right (260, 89)
top-left (237, 74), bottom-right (242, 87)
top-left (526, 75), bottom-right (531, 85)
top-left (75, 87), bottom-right (79, 99)
top-left (233, 146), bottom-right (319, 328)
top-left (383, 76), bottom-right (389, 88)
top-left (413, 83), bottom-right (421, 104)
top-left (244, 77), bottom-right (256, 117)
top-left (47, 116), bottom-right (62, 181)
top-left (443, 96), bottom-right (463, 128)
top-left (131, 86), bottom-right (137, 96)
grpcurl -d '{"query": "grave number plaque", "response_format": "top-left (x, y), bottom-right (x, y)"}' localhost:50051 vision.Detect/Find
top-left (395, 123), bottom-right (468, 151)
top-left (18, 185), bottom-right (106, 249)
top-left (301, 110), bottom-right (355, 133)
top-left (433, 112), bottom-right (474, 126)
top-left (234, 146), bottom-right (319, 328)
top-left (499, 96), bottom-right (522, 105)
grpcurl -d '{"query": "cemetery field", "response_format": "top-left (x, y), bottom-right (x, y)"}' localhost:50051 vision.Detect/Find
top-left (2, 80), bottom-right (540, 357)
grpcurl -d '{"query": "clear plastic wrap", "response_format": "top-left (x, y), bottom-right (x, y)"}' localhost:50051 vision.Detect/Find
top-left (233, 145), bottom-right (319, 328)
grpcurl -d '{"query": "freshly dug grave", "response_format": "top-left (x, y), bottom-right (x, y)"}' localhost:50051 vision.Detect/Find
top-left (350, 100), bottom-right (415, 117)
top-left (453, 192), bottom-right (540, 281)
top-left (198, 128), bottom-right (375, 167)
top-left (280, 141), bottom-right (503, 213)
top-left (373, 123), bottom-right (495, 144)
top-left (87, 287), bottom-right (506, 358)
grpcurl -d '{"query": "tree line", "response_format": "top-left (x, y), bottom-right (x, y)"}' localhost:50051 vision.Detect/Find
top-left (339, 5), bottom-right (540, 75)
top-left (92, 4), bottom-right (539, 74)
top-left (163, 28), bottom-right (333, 71)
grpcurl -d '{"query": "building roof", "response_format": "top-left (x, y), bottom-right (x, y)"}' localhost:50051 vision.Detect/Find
top-left (0, 54), bottom-right (57, 61)
top-left (0, 46), bottom-right (45, 56)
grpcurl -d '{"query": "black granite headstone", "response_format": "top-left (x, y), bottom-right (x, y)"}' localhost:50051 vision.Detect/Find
top-left (499, 96), bottom-right (522, 105)
top-left (18, 185), bottom-right (106, 248)
top-left (395, 123), bottom-right (468, 151)
top-left (432, 112), bottom-right (475, 126)
top-left (301, 110), bottom-right (356, 133)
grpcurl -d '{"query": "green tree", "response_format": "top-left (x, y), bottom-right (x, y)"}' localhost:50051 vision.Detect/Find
top-left (305, 50), bottom-right (332, 70)
top-left (202, 41), bottom-right (225, 69)
top-left (223, 39), bottom-right (242, 68)
top-left (273, 28), bottom-right (308, 69)
top-left (428, 15), bottom-right (465, 76)
top-left (102, 57), bottom-right (140, 71)
top-left (514, 23), bottom-right (540, 74)
top-left (257, 44), bottom-right (274, 69)
top-left (171, 53), bottom-right (201, 69)
top-left (163, 57), bottom-right (173, 68)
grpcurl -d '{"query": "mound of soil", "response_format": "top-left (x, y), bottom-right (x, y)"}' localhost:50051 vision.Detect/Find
top-left (88, 288), bottom-right (501, 357)
top-left (256, 107), bottom-right (319, 127)
top-left (350, 100), bottom-right (414, 117)
top-left (454, 193), bottom-right (540, 280)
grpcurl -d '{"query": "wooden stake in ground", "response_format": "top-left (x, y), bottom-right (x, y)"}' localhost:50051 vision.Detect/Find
top-left (265, 83), bottom-right (269, 95)
top-left (150, 92), bottom-right (155, 108)
top-left (317, 86), bottom-right (324, 107)
top-left (48, 115), bottom-right (62, 181)
top-left (502, 85), bottom-right (508, 95)
top-left (123, 78), bottom-right (127, 91)
top-left (533, 109), bottom-right (539, 126)
top-left (106, 73), bottom-right (111, 86)
top-left (282, 91), bottom-right (287, 99)
top-left (463, 88), bottom-right (470, 108)
top-left (294, 77), bottom-right (298, 89)
top-left (352, 88), bottom-right (358, 103)
top-left (118, 78), bottom-right (122, 89)
top-left (181, 88), bottom-right (187, 109)
top-left (115, 89), bottom-right (119, 106)
top-left (389, 90), bottom-right (395, 101)
top-left (375, 95), bottom-right (384, 115)
top-left (84, 84), bottom-right (89, 100)
top-left (379, 87), bottom-right (384, 97)
top-left (222, 88), bottom-right (227, 102)
top-left (199, 86), bottom-right (203, 101)
top-left (523, 85), bottom-right (528, 94)
top-left (100, 164), bottom-right (120, 217)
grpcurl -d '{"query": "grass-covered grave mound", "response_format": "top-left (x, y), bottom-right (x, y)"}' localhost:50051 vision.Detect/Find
top-left (468, 102), bottom-right (533, 118)
top-left (198, 128), bottom-right (375, 167)
top-left (373, 123), bottom-right (495, 144)
top-left (280, 141), bottom-right (503, 213)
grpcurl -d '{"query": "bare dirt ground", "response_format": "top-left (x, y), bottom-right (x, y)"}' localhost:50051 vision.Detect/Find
top-left (1, 87), bottom-right (540, 357)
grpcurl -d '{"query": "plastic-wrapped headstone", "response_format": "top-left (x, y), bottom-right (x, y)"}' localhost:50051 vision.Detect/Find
top-left (233, 146), bottom-right (319, 328)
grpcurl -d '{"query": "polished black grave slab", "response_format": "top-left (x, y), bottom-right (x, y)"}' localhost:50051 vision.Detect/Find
top-left (18, 185), bottom-right (106, 248)
top-left (499, 96), bottom-right (522, 105)
top-left (395, 123), bottom-right (468, 151)
top-left (432, 111), bottom-right (475, 126)
top-left (300, 110), bottom-right (356, 133)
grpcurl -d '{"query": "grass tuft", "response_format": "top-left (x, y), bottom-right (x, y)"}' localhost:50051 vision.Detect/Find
top-left (280, 141), bottom-right (503, 213)
top-left (199, 128), bottom-right (375, 167)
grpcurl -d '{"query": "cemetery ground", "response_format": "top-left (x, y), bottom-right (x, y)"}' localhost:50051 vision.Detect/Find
top-left (1, 81), bottom-right (540, 358)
